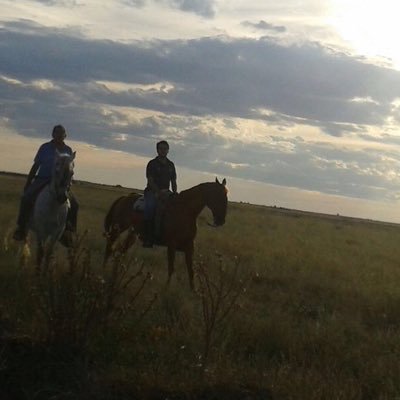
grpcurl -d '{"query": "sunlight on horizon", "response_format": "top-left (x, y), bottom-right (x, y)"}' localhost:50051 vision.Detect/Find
top-left (329, 0), bottom-right (400, 69)
top-left (2, 129), bottom-right (400, 224)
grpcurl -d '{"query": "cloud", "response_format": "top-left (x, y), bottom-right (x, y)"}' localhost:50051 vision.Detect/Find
top-left (2, 72), bottom-right (400, 201)
top-left (3, 19), bottom-right (400, 201)
top-left (121, 0), bottom-right (215, 17)
top-left (242, 20), bottom-right (287, 33)
top-left (121, 0), bottom-right (146, 6)
top-left (2, 20), bottom-right (400, 137)
top-left (161, 0), bottom-right (215, 18)
top-left (30, 0), bottom-right (79, 6)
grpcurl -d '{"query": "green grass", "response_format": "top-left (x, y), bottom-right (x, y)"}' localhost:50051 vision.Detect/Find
top-left (1, 173), bottom-right (400, 399)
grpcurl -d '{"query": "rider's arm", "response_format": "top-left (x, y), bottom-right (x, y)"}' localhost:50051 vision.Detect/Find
top-left (146, 160), bottom-right (160, 194)
top-left (26, 143), bottom-right (45, 188)
top-left (25, 162), bottom-right (39, 188)
top-left (171, 163), bottom-right (177, 193)
top-left (171, 179), bottom-right (177, 194)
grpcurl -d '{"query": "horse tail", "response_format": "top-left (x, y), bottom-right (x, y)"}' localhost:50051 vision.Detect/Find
top-left (104, 196), bottom-right (126, 233)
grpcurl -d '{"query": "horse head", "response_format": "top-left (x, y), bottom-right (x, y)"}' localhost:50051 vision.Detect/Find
top-left (52, 150), bottom-right (76, 204)
top-left (205, 178), bottom-right (228, 227)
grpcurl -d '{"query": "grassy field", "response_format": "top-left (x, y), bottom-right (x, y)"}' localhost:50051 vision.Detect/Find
top-left (1, 173), bottom-right (400, 399)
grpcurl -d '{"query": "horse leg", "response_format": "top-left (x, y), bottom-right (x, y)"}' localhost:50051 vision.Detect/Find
top-left (103, 235), bottom-right (115, 265)
top-left (121, 227), bottom-right (136, 254)
top-left (36, 239), bottom-right (51, 273)
top-left (41, 238), bottom-right (56, 273)
top-left (36, 242), bottom-right (44, 269)
top-left (167, 246), bottom-right (176, 285)
top-left (184, 242), bottom-right (195, 291)
top-left (103, 228), bottom-right (119, 265)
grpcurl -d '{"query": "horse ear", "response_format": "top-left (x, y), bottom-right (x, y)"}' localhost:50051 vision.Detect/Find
top-left (215, 177), bottom-right (220, 184)
top-left (222, 178), bottom-right (226, 186)
top-left (72, 151), bottom-right (76, 160)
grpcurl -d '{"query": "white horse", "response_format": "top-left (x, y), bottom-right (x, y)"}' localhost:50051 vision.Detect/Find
top-left (32, 150), bottom-right (76, 265)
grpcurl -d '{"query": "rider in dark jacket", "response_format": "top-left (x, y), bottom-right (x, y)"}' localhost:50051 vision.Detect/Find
top-left (143, 140), bottom-right (177, 247)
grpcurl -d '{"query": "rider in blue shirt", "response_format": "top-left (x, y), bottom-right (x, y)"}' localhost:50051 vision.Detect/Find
top-left (35, 141), bottom-right (73, 178)
top-left (13, 125), bottom-right (79, 244)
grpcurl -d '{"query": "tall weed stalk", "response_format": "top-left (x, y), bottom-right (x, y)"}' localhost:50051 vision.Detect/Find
top-left (33, 232), bottom-right (155, 354)
top-left (195, 254), bottom-right (248, 365)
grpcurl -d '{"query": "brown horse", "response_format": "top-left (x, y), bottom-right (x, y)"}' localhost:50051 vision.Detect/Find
top-left (103, 178), bottom-right (228, 289)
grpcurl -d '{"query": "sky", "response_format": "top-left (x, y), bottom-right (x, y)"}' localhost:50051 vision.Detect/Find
top-left (2, 0), bottom-right (400, 222)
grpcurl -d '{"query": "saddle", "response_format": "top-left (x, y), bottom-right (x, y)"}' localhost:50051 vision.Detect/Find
top-left (132, 191), bottom-right (174, 245)
top-left (132, 195), bottom-right (145, 212)
top-left (132, 191), bottom-right (172, 213)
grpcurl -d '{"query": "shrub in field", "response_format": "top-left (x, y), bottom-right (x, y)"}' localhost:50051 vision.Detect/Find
top-left (32, 232), bottom-right (156, 355)
top-left (0, 231), bottom-right (157, 399)
top-left (195, 254), bottom-right (249, 365)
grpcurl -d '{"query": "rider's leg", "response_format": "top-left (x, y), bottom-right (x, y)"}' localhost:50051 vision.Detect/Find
top-left (59, 191), bottom-right (79, 247)
top-left (13, 180), bottom-right (47, 241)
top-left (154, 203), bottom-right (164, 244)
top-left (143, 191), bottom-right (156, 247)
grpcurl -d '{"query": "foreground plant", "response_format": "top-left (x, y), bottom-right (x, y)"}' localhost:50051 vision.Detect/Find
top-left (33, 232), bottom-right (156, 353)
top-left (195, 254), bottom-right (248, 365)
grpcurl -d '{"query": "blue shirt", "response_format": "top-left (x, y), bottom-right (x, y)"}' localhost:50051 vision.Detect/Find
top-left (34, 140), bottom-right (73, 178)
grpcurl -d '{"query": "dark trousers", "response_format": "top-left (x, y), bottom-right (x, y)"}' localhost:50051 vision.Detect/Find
top-left (143, 190), bottom-right (171, 242)
top-left (143, 190), bottom-right (157, 244)
top-left (16, 178), bottom-right (79, 232)
top-left (144, 190), bottom-right (156, 221)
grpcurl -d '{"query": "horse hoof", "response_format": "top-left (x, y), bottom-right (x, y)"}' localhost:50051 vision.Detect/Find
top-left (59, 231), bottom-right (74, 248)
top-left (12, 229), bottom-right (26, 242)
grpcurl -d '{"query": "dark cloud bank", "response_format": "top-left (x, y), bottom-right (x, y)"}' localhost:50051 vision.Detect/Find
top-left (2, 20), bottom-right (400, 200)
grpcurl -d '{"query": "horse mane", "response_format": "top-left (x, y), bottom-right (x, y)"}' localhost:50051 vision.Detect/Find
top-left (178, 181), bottom-right (226, 200)
top-left (178, 182), bottom-right (212, 197)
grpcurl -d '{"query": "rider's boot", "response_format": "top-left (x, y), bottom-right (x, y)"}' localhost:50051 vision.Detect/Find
top-left (59, 231), bottom-right (74, 248)
top-left (12, 203), bottom-right (30, 241)
top-left (12, 225), bottom-right (27, 241)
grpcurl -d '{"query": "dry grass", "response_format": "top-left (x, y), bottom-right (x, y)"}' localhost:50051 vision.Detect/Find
top-left (1, 173), bottom-right (400, 399)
